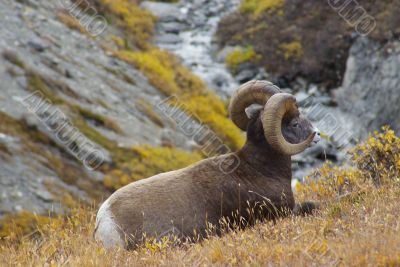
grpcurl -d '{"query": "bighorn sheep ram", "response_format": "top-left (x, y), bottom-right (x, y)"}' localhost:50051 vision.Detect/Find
top-left (95, 80), bottom-right (321, 249)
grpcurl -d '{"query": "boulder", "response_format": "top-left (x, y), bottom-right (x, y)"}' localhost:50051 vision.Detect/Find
top-left (159, 22), bottom-right (188, 34)
top-left (155, 34), bottom-right (182, 45)
top-left (336, 37), bottom-right (400, 136)
top-left (140, 1), bottom-right (185, 23)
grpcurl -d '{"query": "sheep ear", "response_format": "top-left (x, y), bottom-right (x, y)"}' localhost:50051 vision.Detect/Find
top-left (245, 104), bottom-right (263, 119)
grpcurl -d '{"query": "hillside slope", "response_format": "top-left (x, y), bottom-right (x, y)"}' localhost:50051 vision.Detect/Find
top-left (0, 0), bottom-right (243, 218)
top-left (217, 0), bottom-right (400, 88)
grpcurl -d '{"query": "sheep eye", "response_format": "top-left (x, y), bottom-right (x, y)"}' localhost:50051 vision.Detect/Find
top-left (293, 123), bottom-right (299, 128)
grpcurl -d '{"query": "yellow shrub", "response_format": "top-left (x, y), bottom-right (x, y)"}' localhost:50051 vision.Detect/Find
top-left (110, 35), bottom-right (126, 48)
top-left (279, 41), bottom-right (304, 60)
top-left (225, 46), bottom-right (259, 72)
top-left (240, 0), bottom-right (284, 18)
top-left (0, 211), bottom-right (62, 241)
top-left (104, 145), bottom-right (204, 190)
top-left (115, 49), bottom-right (180, 95)
top-left (101, 0), bottom-right (245, 150)
top-left (116, 48), bottom-right (245, 150)
top-left (99, 0), bottom-right (156, 48)
top-left (298, 126), bottom-right (400, 201)
top-left (297, 163), bottom-right (364, 201)
top-left (100, 0), bottom-right (245, 180)
top-left (350, 126), bottom-right (400, 186)
top-left (174, 64), bottom-right (206, 94)
top-left (182, 94), bottom-right (244, 149)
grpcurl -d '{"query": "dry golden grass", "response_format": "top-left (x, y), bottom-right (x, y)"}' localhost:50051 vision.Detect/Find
top-left (1, 128), bottom-right (399, 266)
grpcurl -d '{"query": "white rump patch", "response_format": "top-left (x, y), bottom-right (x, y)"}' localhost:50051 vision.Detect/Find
top-left (95, 199), bottom-right (124, 249)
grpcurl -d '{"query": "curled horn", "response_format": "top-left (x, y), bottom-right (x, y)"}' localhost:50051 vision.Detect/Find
top-left (262, 93), bottom-right (315, 155)
top-left (229, 80), bottom-right (281, 131)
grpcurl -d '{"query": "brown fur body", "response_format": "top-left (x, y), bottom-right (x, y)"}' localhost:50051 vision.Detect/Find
top-left (95, 81), bottom-right (321, 249)
top-left (103, 117), bottom-right (296, 248)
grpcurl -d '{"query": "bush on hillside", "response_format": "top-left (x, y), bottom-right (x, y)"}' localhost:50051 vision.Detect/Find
top-left (116, 49), bottom-right (245, 150)
top-left (217, 0), bottom-right (400, 88)
top-left (298, 126), bottom-right (400, 201)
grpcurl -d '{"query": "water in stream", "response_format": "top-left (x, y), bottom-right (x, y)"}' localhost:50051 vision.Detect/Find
top-left (144, 0), bottom-right (241, 99)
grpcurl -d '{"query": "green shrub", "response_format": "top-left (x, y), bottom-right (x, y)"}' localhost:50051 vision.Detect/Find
top-left (2, 50), bottom-right (25, 68)
top-left (279, 40), bottom-right (303, 61)
top-left (240, 0), bottom-right (283, 18)
top-left (74, 105), bottom-right (122, 133)
top-left (135, 99), bottom-right (165, 128)
top-left (225, 46), bottom-right (259, 72)
top-left (218, 0), bottom-right (400, 88)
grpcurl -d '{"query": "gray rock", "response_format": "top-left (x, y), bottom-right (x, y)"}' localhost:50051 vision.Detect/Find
top-left (235, 68), bottom-right (257, 84)
top-left (336, 37), bottom-right (400, 136)
top-left (34, 189), bottom-right (53, 202)
top-left (234, 63), bottom-right (259, 83)
top-left (65, 69), bottom-right (73, 79)
top-left (292, 77), bottom-right (308, 92)
top-left (159, 22), bottom-right (188, 34)
top-left (11, 191), bottom-right (23, 199)
top-left (0, 0), bottom-right (204, 218)
top-left (140, 1), bottom-right (185, 22)
top-left (307, 85), bottom-right (319, 96)
top-left (314, 95), bottom-right (336, 106)
top-left (27, 38), bottom-right (49, 52)
top-left (191, 13), bottom-right (207, 27)
top-left (155, 34), bottom-right (182, 44)
top-left (294, 91), bottom-right (310, 103)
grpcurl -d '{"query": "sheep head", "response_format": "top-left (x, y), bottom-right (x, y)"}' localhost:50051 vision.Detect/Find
top-left (229, 80), bottom-right (320, 155)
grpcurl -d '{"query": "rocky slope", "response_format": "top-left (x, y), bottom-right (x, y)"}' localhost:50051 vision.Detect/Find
top-left (336, 37), bottom-right (400, 136)
top-left (0, 0), bottom-right (202, 216)
top-left (217, 0), bottom-right (400, 89)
